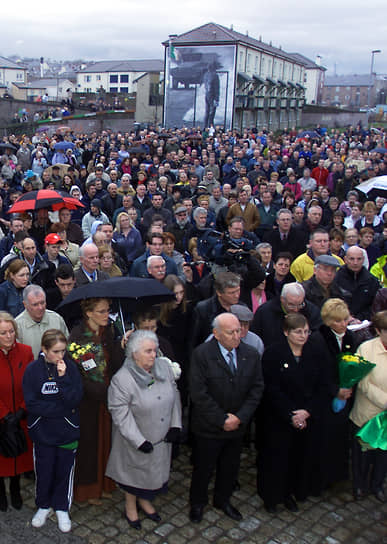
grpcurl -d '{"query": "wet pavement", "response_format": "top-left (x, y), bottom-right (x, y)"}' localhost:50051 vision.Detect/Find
top-left (1, 445), bottom-right (386, 544)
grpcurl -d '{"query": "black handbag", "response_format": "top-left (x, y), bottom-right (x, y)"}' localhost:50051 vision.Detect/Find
top-left (0, 419), bottom-right (28, 458)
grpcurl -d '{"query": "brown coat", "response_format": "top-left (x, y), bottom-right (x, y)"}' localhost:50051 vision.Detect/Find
top-left (226, 202), bottom-right (260, 232)
top-left (68, 321), bottom-right (124, 486)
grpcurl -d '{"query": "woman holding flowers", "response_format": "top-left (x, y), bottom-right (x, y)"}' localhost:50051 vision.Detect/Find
top-left (311, 299), bottom-right (357, 490)
top-left (350, 311), bottom-right (387, 503)
top-left (68, 298), bottom-right (124, 504)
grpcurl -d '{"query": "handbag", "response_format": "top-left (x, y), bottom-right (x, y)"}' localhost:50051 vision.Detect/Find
top-left (0, 419), bottom-right (28, 458)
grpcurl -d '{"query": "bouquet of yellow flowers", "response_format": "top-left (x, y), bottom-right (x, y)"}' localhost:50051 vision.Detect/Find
top-left (68, 342), bottom-right (95, 363)
top-left (332, 352), bottom-right (376, 413)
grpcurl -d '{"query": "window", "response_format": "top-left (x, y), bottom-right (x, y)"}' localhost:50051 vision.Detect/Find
top-left (96, 75), bottom-right (101, 81)
top-left (120, 74), bottom-right (129, 83)
top-left (110, 75), bottom-right (118, 83)
top-left (84, 75), bottom-right (91, 83)
top-left (119, 87), bottom-right (128, 93)
top-left (255, 56), bottom-right (259, 71)
top-left (109, 87), bottom-right (118, 93)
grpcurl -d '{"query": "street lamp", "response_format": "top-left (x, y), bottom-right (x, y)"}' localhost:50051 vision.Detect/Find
top-left (367, 49), bottom-right (381, 125)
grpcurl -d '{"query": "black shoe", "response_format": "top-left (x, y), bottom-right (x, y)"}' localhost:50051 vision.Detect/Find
top-left (214, 501), bottom-right (243, 521)
top-left (264, 503), bottom-right (277, 514)
top-left (124, 512), bottom-right (141, 530)
top-left (353, 488), bottom-right (366, 501)
top-left (374, 489), bottom-right (386, 503)
top-left (9, 477), bottom-right (22, 510)
top-left (143, 510), bottom-right (161, 522)
top-left (189, 504), bottom-right (204, 523)
top-left (283, 496), bottom-right (299, 512)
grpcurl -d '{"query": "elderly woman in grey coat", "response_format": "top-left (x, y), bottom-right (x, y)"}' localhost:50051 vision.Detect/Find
top-left (105, 330), bottom-right (182, 530)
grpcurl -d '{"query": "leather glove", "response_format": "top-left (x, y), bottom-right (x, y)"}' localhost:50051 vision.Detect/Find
top-left (164, 427), bottom-right (181, 443)
top-left (138, 440), bottom-right (153, 453)
top-left (4, 409), bottom-right (26, 426)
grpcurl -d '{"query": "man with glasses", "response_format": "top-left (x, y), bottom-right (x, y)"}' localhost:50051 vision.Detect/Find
top-left (251, 283), bottom-right (321, 347)
top-left (130, 232), bottom-right (177, 278)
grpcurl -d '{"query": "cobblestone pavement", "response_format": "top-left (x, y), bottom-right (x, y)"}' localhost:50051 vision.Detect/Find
top-left (1, 446), bottom-right (386, 544)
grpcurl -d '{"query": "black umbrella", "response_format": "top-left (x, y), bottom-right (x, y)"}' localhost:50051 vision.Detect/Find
top-left (0, 142), bottom-right (17, 152)
top-left (372, 147), bottom-right (387, 154)
top-left (56, 277), bottom-right (174, 330)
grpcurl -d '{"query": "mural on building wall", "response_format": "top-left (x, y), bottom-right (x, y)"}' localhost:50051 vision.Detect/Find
top-left (164, 44), bottom-right (235, 129)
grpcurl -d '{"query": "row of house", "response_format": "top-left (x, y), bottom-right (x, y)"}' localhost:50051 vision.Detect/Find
top-left (1, 23), bottom-right (384, 129)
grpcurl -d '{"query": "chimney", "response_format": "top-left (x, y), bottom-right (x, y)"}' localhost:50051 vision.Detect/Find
top-left (315, 55), bottom-right (322, 66)
top-left (246, 30), bottom-right (249, 37)
top-left (230, 24), bottom-right (233, 30)
top-left (259, 35), bottom-right (262, 42)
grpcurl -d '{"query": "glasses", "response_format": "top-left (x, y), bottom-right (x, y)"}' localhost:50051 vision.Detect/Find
top-left (286, 301), bottom-right (306, 310)
top-left (291, 329), bottom-right (311, 336)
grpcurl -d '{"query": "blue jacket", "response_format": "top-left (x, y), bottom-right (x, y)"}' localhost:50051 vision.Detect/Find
top-left (22, 354), bottom-right (83, 446)
top-left (0, 280), bottom-right (24, 317)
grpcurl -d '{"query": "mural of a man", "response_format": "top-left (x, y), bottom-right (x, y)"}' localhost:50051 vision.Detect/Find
top-left (203, 62), bottom-right (220, 128)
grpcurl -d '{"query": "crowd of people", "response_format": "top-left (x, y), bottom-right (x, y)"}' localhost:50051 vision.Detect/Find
top-left (0, 122), bottom-right (386, 533)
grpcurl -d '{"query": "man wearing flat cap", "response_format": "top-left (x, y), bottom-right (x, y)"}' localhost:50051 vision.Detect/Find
top-left (166, 205), bottom-right (194, 254)
top-left (302, 255), bottom-right (346, 309)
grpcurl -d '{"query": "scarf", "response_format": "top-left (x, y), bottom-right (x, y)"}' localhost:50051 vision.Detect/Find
top-left (126, 356), bottom-right (169, 388)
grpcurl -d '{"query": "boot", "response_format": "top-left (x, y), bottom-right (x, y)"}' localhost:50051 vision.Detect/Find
top-left (0, 478), bottom-right (7, 512)
top-left (10, 476), bottom-right (22, 510)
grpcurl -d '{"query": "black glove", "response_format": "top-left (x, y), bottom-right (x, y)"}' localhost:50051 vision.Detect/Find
top-left (138, 440), bottom-right (153, 453)
top-left (164, 427), bottom-right (181, 444)
top-left (4, 409), bottom-right (26, 426)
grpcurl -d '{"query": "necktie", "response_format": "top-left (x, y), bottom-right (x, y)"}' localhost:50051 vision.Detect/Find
top-left (227, 351), bottom-right (237, 374)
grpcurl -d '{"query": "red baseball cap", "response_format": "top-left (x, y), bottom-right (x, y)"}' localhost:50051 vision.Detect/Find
top-left (44, 233), bottom-right (62, 245)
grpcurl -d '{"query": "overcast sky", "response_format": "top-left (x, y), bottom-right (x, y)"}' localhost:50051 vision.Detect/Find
top-left (2, 0), bottom-right (386, 75)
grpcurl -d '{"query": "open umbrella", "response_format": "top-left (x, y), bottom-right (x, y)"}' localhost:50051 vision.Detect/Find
top-left (54, 141), bottom-right (75, 151)
top-left (56, 277), bottom-right (174, 331)
top-left (298, 130), bottom-right (319, 139)
top-left (0, 142), bottom-right (17, 152)
top-left (356, 176), bottom-right (387, 199)
top-left (7, 189), bottom-right (85, 214)
top-left (371, 147), bottom-right (387, 154)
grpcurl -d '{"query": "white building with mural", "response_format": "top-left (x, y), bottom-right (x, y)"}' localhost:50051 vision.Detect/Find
top-left (163, 23), bottom-right (313, 130)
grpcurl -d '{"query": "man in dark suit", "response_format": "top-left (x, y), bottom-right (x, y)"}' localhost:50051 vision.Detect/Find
top-left (189, 313), bottom-right (264, 523)
top-left (74, 243), bottom-right (109, 286)
top-left (264, 208), bottom-right (306, 260)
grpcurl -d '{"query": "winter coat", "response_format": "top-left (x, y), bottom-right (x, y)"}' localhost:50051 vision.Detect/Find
top-left (251, 296), bottom-right (322, 348)
top-left (67, 321), bottom-right (124, 485)
top-left (0, 280), bottom-right (25, 317)
top-left (335, 265), bottom-right (380, 320)
top-left (0, 342), bottom-right (34, 477)
top-left (106, 357), bottom-right (181, 489)
top-left (23, 354), bottom-right (83, 446)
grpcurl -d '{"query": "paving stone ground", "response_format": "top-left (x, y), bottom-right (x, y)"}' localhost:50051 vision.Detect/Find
top-left (1, 446), bottom-right (386, 544)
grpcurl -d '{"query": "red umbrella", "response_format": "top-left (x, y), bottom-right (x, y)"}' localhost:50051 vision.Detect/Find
top-left (7, 190), bottom-right (84, 214)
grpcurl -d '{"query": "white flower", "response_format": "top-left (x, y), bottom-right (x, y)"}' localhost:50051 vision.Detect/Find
top-left (159, 357), bottom-right (182, 380)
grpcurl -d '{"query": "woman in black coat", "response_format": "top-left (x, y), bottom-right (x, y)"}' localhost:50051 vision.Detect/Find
top-left (257, 313), bottom-right (327, 514)
top-left (310, 298), bottom-right (357, 489)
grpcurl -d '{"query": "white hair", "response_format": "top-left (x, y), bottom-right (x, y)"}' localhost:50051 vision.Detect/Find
top-left (281, 282), bottom-right (305, 299)
top-left (125, 329), bottom-right (159, 359)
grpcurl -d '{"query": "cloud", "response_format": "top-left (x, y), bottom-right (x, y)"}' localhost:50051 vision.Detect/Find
top-left (0, 0), bottom-right (385, 75)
